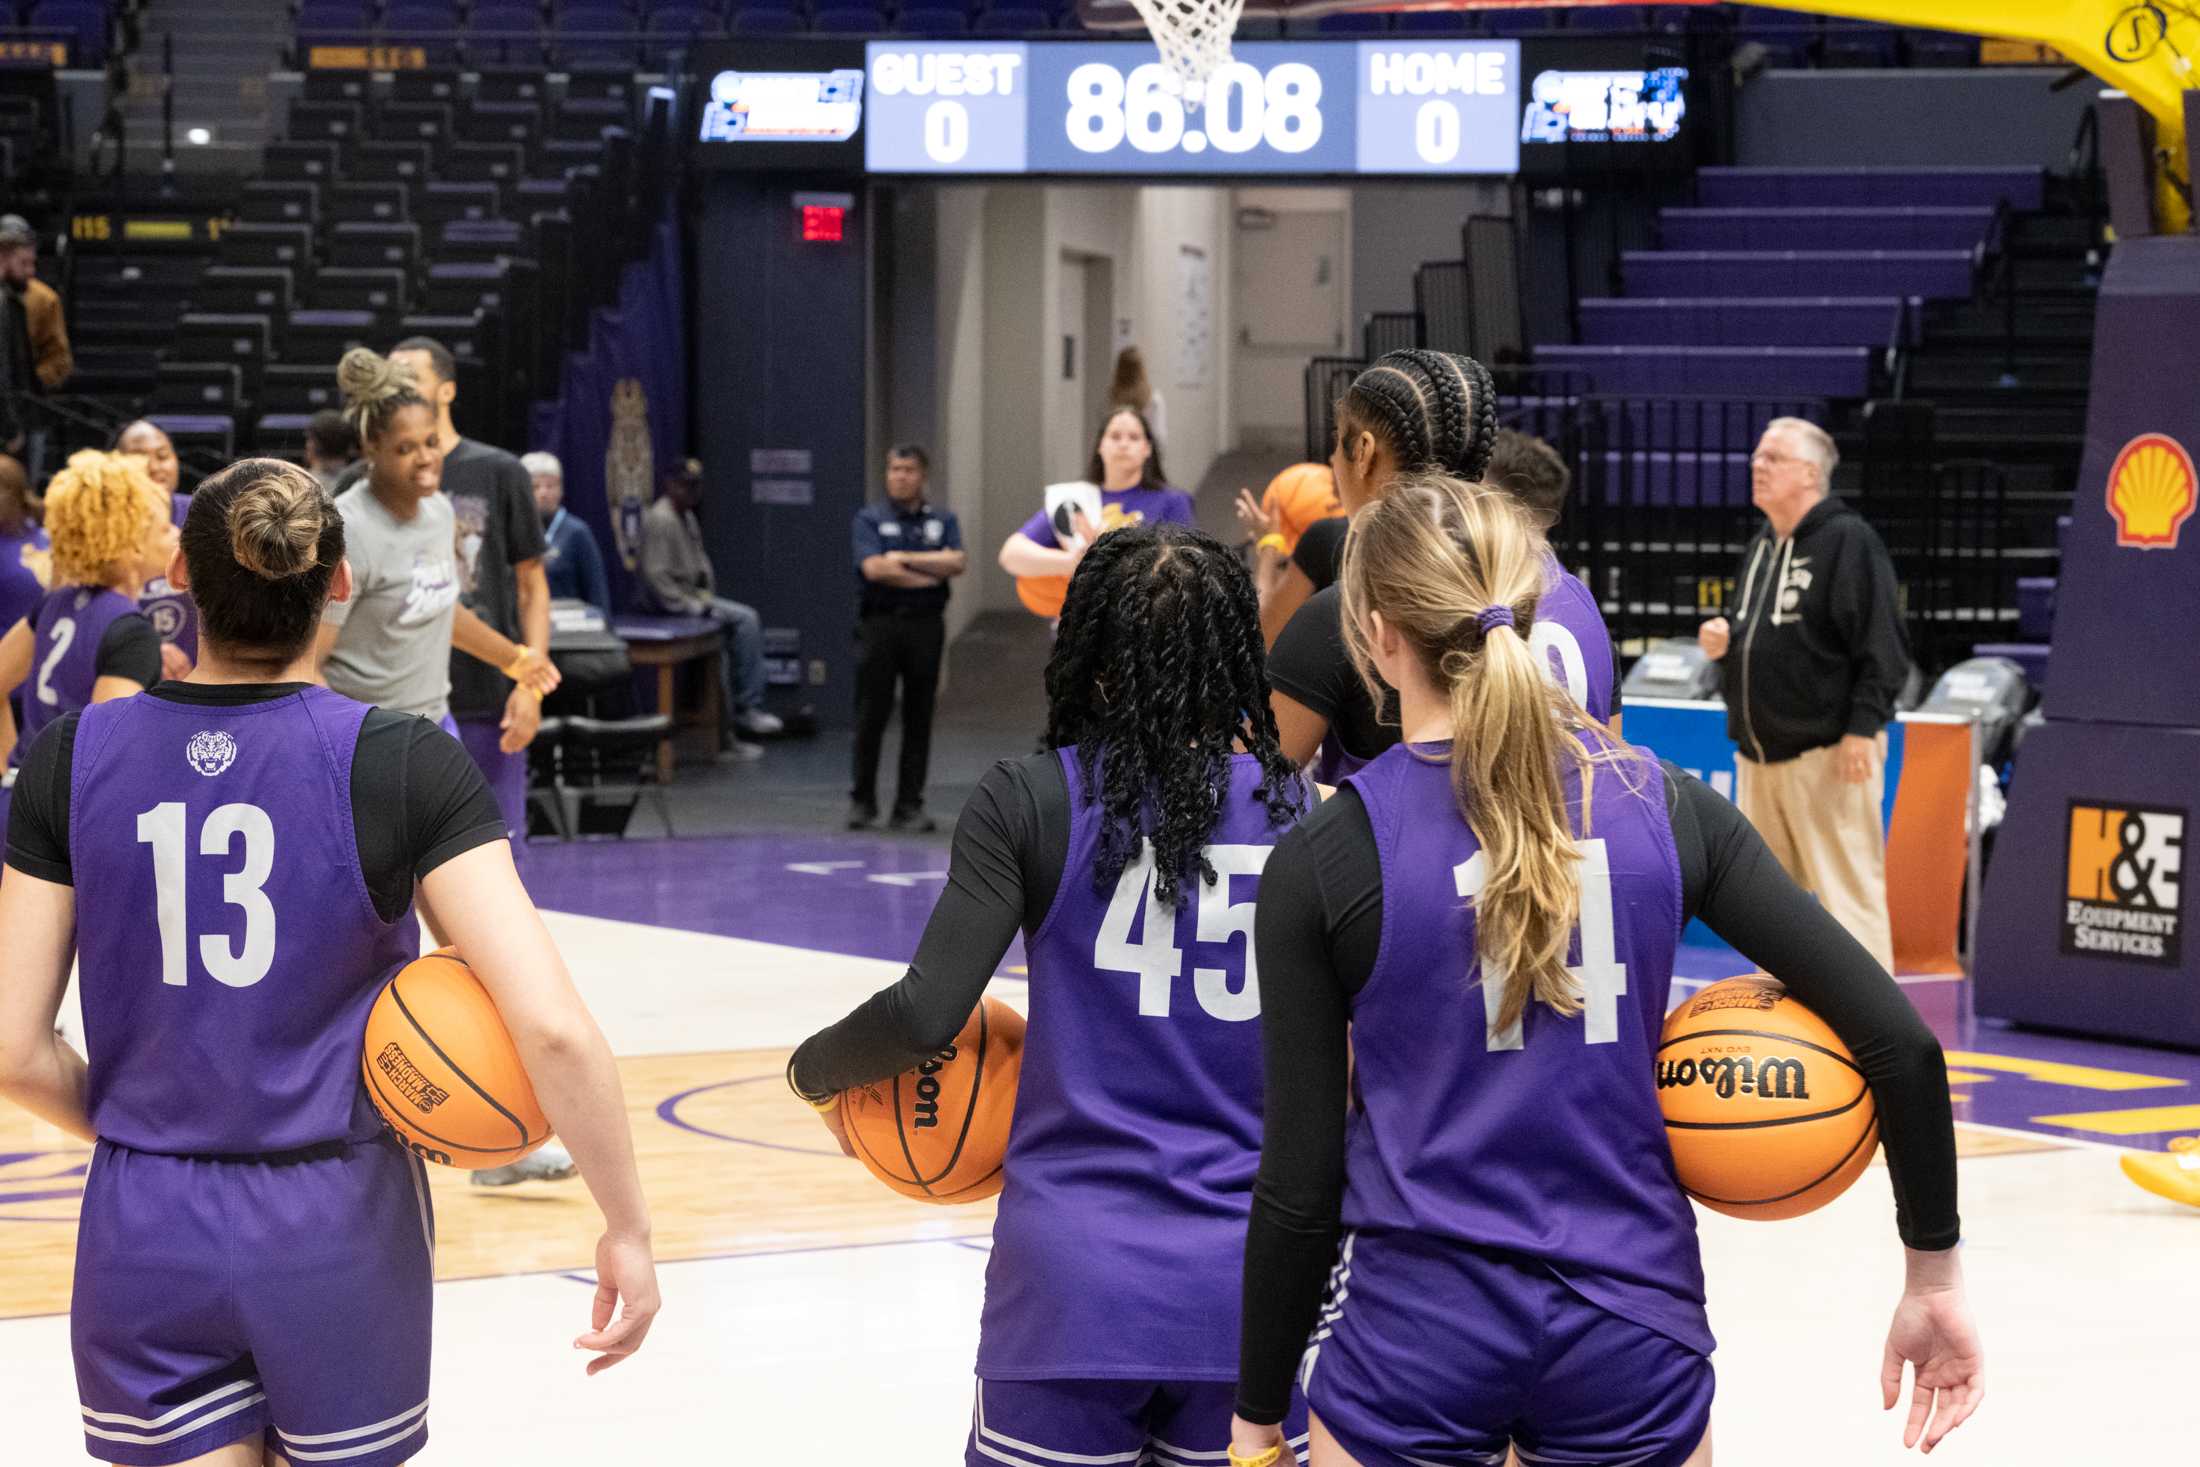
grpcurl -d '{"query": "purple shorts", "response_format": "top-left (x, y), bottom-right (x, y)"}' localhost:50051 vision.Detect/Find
top-left (968, 1378), bottom-right (1309, 1467)
top-left (455, 715), bottom-right (527, 864)
top-left (1302, 1231), bottom-right (1712, 1467)
top-left (72, 1136), bottom-right (435, 1466)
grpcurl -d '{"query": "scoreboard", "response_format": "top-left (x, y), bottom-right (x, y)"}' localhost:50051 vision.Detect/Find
top-left (692, 38), bottom-right (1524, 177)
top-left (864, 41), bottom-right (1520, 176)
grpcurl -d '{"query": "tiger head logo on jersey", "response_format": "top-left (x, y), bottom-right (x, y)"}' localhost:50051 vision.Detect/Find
top-left (2106, 433), bottom-right (2197, 550)
top-left (2064, 801), bottom-right (2185, 966)
top-left (185, 730), bottom-right (237, 777)
top-left (606, 378), bottom-right (655, 573)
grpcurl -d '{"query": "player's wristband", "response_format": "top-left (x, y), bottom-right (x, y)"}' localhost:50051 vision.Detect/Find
top-left (1256, 533), bottom-right (1288, 556)
top-left (504, 650), bottom-right (533, 680)
top-left (786, 1056), bottom-right (839, 1111)
top-left (1227, 1446), bottom-right (1283, 1467)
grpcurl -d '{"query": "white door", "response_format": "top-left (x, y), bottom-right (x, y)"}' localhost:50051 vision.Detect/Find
top-left (1053, 252), bottom-right (1092, 483)
top-left (1233, 205), bottom-right (1346, 449)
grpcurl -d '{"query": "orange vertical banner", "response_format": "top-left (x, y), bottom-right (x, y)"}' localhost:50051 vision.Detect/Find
top-left (1887, 718), bottom-right (1973, 976)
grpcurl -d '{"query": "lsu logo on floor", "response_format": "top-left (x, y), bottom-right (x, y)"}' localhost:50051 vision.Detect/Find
top-left (2065, 801), bottom-right (2186, 965)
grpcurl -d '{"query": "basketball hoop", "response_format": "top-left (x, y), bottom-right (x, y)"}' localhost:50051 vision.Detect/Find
top-left (1125, 0), bottom-right (1248, 111)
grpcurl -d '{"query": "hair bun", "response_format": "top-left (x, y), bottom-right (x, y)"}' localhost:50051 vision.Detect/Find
top-left (229, 465), bottom-right (327, 581)
top-left (336, 346), bottom-right (415, 408)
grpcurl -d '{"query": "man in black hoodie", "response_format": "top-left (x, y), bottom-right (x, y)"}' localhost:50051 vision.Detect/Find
top-left (1699, 417), bottom-right (1909, 971)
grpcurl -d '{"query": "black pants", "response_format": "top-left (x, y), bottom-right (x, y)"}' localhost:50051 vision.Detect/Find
top-left (852, 610), bottom-right (945, 812)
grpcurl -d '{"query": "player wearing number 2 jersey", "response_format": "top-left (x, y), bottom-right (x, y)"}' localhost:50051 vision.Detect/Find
top-left (1269, 354), bottom-right (1616, 786)
top-left (0, 459), bottom-right (657, 1467)
top-left (792, 524), bottom-right (1315, 1467)
top-left (0, 451), bottom-right (172, 833)
top-left (1229, 478), bottom-right (1980, 1467)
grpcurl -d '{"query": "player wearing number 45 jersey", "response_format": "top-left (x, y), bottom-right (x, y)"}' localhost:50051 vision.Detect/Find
top-left (792, 524), bottom-right (1317, 1467)
top-left (1228, 478), bottom-right (1982, 1467)
top-left (0, 451), bottom-right (174, 830)
top-left (0, 459), bottom-right (658, 1467)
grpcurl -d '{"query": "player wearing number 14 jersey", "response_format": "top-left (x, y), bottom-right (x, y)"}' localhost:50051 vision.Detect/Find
top-left (1229, 478), bottom-right (1979, 1467)
top-left (792, 524), bottom-right (1315, 1466)
top-left (0, 459), bottom-right (658, 1467)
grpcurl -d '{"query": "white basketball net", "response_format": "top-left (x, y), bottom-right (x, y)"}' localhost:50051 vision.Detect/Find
top-left (1129, 0), bottom-right (1247, 111)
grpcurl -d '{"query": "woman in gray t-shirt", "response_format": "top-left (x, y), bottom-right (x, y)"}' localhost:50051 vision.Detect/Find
top-left (316, 350), bottom-right (553, 726)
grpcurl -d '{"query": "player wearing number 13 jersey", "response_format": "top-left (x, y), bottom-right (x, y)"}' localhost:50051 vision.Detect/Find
top-left (1229, 478), bottom-right (1980, 1467)
top-left (792, 524), bottom-right (1315, 1466)
top-left (0, 459), bottom-right (658, 1467)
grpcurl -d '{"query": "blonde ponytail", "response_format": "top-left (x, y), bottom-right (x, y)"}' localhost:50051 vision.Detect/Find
top-left (1341, 474), bottom-right (1619, 1036)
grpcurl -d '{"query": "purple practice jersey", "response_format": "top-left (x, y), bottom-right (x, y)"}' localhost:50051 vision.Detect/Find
top-left (1338, 737), bottom-right (1711, 1355)
top-left (140, 491), bottom-right (199, 662)
top-left (1017, 484), bottom-right (1196, 548)
top-left (1537, 552), bottom-right (1614, 724)
top-left (18, 586), bottom-right (142, 754)
top-left (979, 749), bottom-right (1304, 1381)
top-left (70, 684), bottom-right (415, 1154)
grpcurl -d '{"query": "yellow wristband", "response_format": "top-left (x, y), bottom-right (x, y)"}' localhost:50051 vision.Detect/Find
top-left (1256, 533), bottom-right (1288, 556)
top-left (1227, 1447), bottom-right (1283, 1467)
top-left (504, 651), bottom-right (532, 680)
top-left (521, 686), bottom-right (543, 703)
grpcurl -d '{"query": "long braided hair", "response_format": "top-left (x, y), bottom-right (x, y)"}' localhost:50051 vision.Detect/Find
top-left (1337, 348), bottom-right (1500, 487)
top-left (1043, 522), bottom-right (1306, 906)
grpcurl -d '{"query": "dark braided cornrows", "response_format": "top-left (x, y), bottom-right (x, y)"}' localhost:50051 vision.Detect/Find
top-left (1339, 349), bottom-right (1500, 483)
top-left (1042, 523), bottom-right (1307, 906)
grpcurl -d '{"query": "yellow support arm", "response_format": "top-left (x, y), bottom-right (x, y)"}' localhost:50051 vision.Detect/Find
top-left (1745, 0), bottom-right (2194, 232)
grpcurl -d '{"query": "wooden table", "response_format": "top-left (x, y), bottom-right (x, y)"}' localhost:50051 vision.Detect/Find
top-left (615, 615), bottom-right (724, 783)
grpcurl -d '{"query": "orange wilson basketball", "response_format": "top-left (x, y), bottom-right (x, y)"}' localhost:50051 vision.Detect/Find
top-left (842, 996), bottom-right (1025, 1204)
top-left (1656, 975), bottom-right (1878, 1221)
top-left (361, 949), bottom-right (552, 1169)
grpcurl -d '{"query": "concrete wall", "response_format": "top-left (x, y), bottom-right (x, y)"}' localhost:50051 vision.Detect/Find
top-left (1349, 181), bottom-right (1511, 324)
top-left (1736, 68), bottom-right (2098, 169)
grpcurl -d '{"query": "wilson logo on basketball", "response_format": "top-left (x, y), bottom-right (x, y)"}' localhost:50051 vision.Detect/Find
top-left (1656, 1054), bottom-right (1811, 1102)
top-left (375, 1041), bottom-right (452, 1115)
top-left (2105, 432), bottom-right (2197, 550)
top-left (908, 1043), bottom-right (959, 1130)
top-left (2064, 801), bottom-right (2185, 966)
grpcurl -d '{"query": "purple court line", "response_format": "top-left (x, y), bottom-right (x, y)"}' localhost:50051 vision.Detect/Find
top-left (654, 1074), bottom-right (846, 1158)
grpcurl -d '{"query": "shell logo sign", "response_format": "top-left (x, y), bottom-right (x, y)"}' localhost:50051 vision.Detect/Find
top-left (2106, 432), bottom-right (2197, 550)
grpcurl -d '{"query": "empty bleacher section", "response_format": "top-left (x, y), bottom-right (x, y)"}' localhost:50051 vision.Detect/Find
top-left (277, 2), bottom-right (2029, 53)
top-left (27, 53), bottom-right (669, 482)
top-left (1311, 159), bottom-right (2098, 683)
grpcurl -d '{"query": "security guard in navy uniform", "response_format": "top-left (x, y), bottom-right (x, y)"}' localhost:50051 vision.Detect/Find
top-left (850, 444), bottom-right (966, 831)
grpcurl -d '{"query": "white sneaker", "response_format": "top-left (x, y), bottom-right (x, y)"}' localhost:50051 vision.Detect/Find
top-left (471, 1140), bottom-right (577, 1187)
top-left (733, 708), bottom-right (784, 736)
top-left (716, 739), bottom-right (765, 763)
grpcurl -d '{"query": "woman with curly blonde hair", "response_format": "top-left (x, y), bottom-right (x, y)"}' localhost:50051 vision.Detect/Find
top-left (0, 449), bottom-right (177, 795)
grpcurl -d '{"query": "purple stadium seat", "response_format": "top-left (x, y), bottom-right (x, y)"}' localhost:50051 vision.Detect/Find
top-left (1695, 167), bottom-right (2045, 212)
top-left (814, 3), bottom-right (887, 31)
top-left (28, 0), bottom-right (112, 61)
top-left (897, 5), bottom-right (970, 33)
top-left (385, 1), bottom-right (461, 26)
top-left (1393, 11), bottom-right (1473, 33)
top-left (1532, 344), bottom-right (1873, 399)
top-left (728, 5), bottom-right (803, 31)
top-left (1659, 207), bottom-right (1995, 253)
top-left (1576, 297), bottom-right (1907, 349)
top-left (296, 0), bottom-right (375, 23)
top-left (1314, 12), bottom-right (1387, 34)
top-left (1574, 452), bottom-right (1754, 508)
top-left (647, 5), bottom-right (718, 34)
top-left (469, 4), bottom-right (547, 61)
top-left (972, 4), bottom-right (1049, 32)
top-left (1566, 5), bottom-right (1644, 30)
top-left (1621, 250), bottom-right (1974, 301)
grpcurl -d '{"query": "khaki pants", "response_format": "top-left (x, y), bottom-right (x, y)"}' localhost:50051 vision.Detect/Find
top-left (1735, 740), bottom-right (1897, 973)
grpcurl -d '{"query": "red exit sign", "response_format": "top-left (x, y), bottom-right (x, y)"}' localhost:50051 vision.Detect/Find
top-left (794, 191), bottom-right (853, 245)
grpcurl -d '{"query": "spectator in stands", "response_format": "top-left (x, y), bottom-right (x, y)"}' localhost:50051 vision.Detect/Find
top-left (1107, 346), bottom-right (1167, 452)
top-left (113, 419), bottom-right (195, 680)
top-left (304, 408), bottom-right (360, 492)
top-left (525, 451), bottom-right (612, 616)
top-left (1698, 417), bottom-right (1908, 972)
top-left (375, 337), bottom-right (552, 884)
top-left (849, 444), bottom-right (965, 833)
top-left (0, 214), bottom-right (68, 391)
top-left (640, 457), bottom-right (781, 762)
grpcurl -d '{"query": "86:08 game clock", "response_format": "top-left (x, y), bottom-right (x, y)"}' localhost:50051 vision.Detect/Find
top-left (864, 40), bottom-right (1519, 176)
